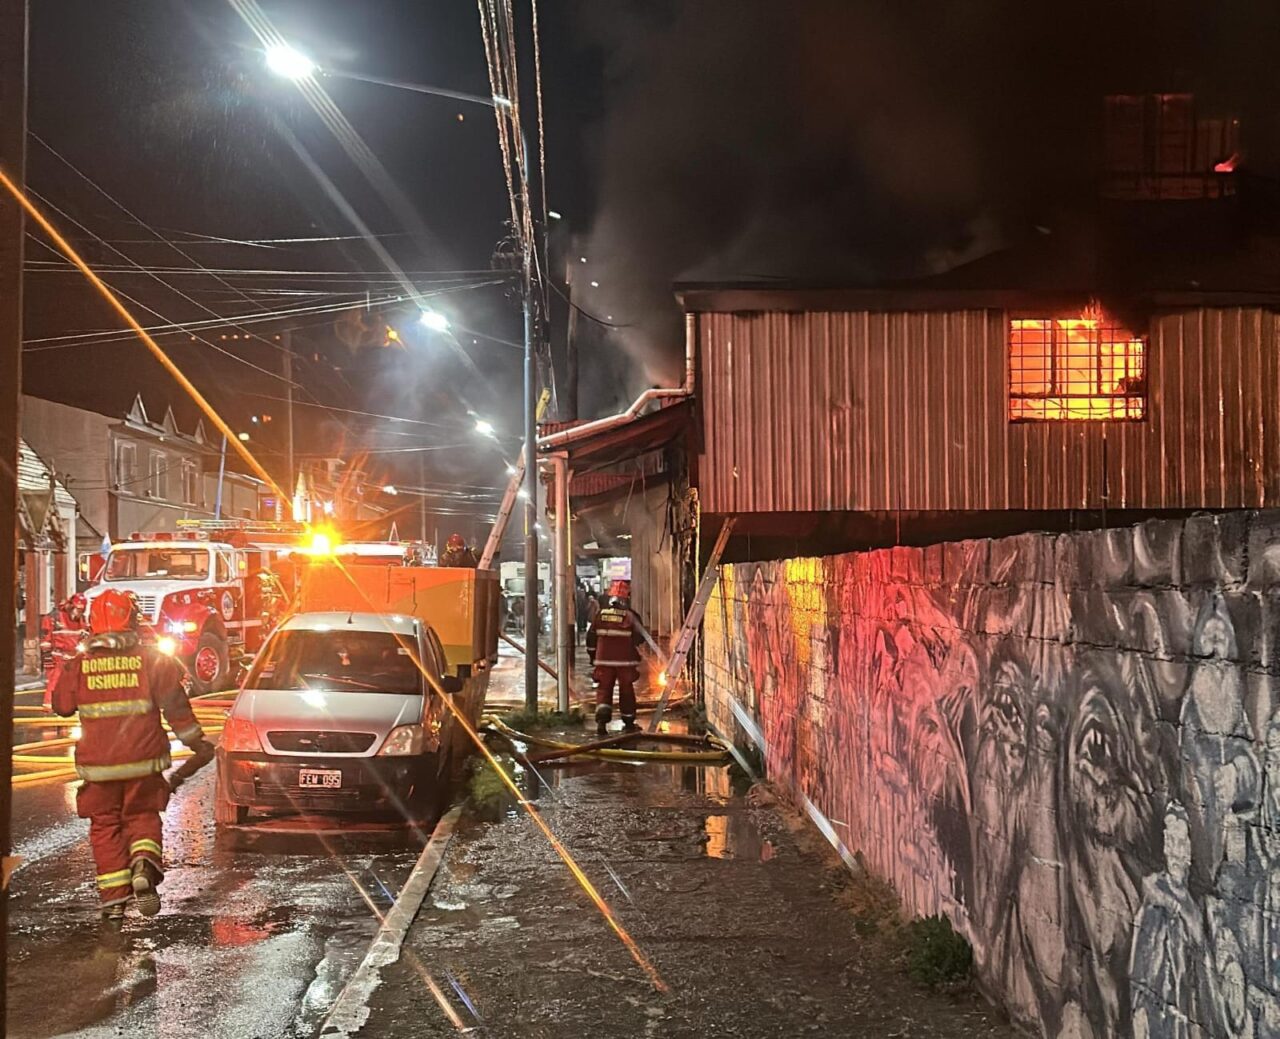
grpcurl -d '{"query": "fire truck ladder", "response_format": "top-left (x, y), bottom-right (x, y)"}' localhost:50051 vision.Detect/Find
top-left (647, 517), bottom-right (736, 733)
top-left (479, 387), bottom-right (551, 571)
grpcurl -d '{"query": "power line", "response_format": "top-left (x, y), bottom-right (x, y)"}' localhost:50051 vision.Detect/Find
top-left (22, 291), bottom-right (402, 350)
top-left (24, 228), bottom-right (291, 382)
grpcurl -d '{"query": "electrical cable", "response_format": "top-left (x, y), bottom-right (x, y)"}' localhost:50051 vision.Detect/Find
top-left (32, 133), bottom-right (296, 359)
top-left (22, 291), bottom-right (403, 351)
top-left (25, 228), bottom-right (290, 383)
top-left (548, 278), bottom-right (632, 329)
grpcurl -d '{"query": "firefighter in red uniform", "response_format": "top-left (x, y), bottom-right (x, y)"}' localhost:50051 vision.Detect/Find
top-left (587, 580), bottom-right (644, 736)
top-left (51, 589), bottom-right (209, 922)
top-left (439, 532), bottom-right (479, 568)
top-left (40, 592), bottom-right (88, 707)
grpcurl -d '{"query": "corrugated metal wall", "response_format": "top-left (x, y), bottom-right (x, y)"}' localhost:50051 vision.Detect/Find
top-left (697, 307), bottom-right (1280, 513)
top-left (629, 482), bottom-right (681, 639)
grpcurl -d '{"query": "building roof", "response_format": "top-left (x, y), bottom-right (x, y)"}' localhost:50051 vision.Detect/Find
top-left (677, 200), bottom-right (1280, 313)
top-left (540, 399), bottom-right (694, 473)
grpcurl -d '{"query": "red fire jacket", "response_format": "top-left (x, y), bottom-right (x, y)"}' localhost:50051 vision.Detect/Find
top-left (588, 605), bottom-right (643, 667)
top-left (41, 607), bottom-right (87, 684)
top-left (51, 633), bottom-right (204, 783)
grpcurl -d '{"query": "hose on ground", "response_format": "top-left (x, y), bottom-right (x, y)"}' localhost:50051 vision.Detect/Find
top-left (482, 715), bottom-right (730, 764)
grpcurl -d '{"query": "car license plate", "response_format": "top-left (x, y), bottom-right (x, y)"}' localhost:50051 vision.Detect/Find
top-left (298, 768), bottom-right (342, 789)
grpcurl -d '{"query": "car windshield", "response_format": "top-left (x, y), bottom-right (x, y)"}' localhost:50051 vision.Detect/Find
top-left (249, 628), bottom-right (424, 695)
top-left (105, 547), bottom-right (210, 581)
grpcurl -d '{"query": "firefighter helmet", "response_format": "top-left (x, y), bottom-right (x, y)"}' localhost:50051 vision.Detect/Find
top-left (89, 590), bottom-right (139, 634)
top-left (69, 592), bottom-right (88, 614)
top-left (446, 533), bottom-right (466, 551)
top-left (608, 579), bottom-right (631, 600)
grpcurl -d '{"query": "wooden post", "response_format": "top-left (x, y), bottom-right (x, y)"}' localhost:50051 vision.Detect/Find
top-left (0, 0), bottom-right (28, 1019)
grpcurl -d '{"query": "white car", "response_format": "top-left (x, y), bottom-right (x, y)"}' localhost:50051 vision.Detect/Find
top-left (214, 611), bottom-right (467, 824)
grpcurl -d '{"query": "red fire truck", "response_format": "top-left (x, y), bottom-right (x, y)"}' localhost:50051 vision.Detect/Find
top-left (83, 520), bottom-right (299, 693)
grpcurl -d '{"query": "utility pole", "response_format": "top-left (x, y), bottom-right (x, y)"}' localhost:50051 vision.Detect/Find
top-left (0, 0), bottom-right (28, 1022)
top-left (522, 229), bottom-right (539, 712)
top-left (282, 328), bottom-right (294, 498)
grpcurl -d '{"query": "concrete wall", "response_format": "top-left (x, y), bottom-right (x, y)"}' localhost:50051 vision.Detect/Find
top-left (703, 513), bottom-right (1280, 1038)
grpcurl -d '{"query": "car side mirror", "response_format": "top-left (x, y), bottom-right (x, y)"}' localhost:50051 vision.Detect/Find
top-left (439, 675), bottom-right (464, 694)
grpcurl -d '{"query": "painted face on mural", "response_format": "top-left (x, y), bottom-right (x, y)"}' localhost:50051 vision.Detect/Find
top-left (1062, 655), bottom-right (1155, 1030)
top-left (978, 653), bottom-right (1031, 784)
top-left (1065, 668), bottom-right (1148, 845)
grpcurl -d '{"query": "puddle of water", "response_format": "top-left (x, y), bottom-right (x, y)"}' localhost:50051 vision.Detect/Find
top-left (703, 813), bottom-right (775, 861)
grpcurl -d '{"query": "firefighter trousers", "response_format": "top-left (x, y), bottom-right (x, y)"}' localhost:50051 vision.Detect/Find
top-left (593, 666), bottom-right (638, 718)
top-left (77, 774), bottom-right (169, 906)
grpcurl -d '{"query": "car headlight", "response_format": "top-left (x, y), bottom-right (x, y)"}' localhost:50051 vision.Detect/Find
top-left (156, 636), bottom-right (178, 656)
top-left (165, 620), bottom-right (199, 635)
top-left (378, 724), bottom-right (424, 757)
top-left (220, 716), bottom-right (263, 753)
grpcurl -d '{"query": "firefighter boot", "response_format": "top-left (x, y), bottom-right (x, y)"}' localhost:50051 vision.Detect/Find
top-left (595, 704), bottom-right (612, 736)
top-left (131, 860), bottom-right (162, 917)
top-left (621, 717), bottom-right (640, 734)
top-left (100, 903), bottom-right (125, 926)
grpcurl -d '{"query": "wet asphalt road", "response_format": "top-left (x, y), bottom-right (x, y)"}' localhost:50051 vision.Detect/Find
top-left (6, 765), bottom-right (433, 1039)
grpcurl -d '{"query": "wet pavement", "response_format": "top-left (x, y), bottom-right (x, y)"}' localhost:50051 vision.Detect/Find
top-left (6, 644), bottom-right (1013, 1038)
top-left (359, 756), bottom-right (1017, 1038)
top-left (7, 764), bottom-right (432, 1039)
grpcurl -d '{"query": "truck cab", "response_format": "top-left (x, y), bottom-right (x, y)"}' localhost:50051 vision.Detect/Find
top-left (88, 529), bottom-right (284, 692)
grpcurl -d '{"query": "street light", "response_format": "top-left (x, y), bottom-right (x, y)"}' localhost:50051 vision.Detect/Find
top-left (474, 418), bottom-right (495, 436)
top-left (419, 309), bottom-right (449, 332)
top-left (269, 46), bottom-right (542, 712)
top-left (265, 43), bottom-right (316, 81)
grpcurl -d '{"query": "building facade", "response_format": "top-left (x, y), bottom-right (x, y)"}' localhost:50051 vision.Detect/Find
top-left (22, 394), bottom-right (270, 551)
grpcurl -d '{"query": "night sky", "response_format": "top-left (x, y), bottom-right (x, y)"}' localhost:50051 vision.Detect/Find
top-left (20, 1), bottom-right (1280, 505)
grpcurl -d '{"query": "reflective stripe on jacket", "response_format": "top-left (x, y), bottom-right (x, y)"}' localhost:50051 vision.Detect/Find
top-left (51, 634), bottom-right (203, 781)
top-left (77, 753), bottom-right (172, 783)
top-left (589, 606), bottom-right (642, 667)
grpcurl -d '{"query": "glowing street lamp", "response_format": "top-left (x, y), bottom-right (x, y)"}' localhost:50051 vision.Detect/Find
top-left (265, 43), bottom-right (316, 81)
top-left (419, 309), bottom-right (449, 332)
top-left (474, 418), bottom-right (495, 436)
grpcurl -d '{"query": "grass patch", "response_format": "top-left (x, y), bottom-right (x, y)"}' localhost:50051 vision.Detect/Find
top-left (466, 753), bottom-right (518, 821)
top-left (500, 707), bottom-right (585, 732)
top-left (903, 914), bottom-right (973, 991)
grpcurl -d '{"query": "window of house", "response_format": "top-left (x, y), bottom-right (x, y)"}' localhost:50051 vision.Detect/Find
top-left (182, 460), bottom-right (200, 505)
top-left (149, 451), bottom-right (167, 498)
top-left (1009, 310), bottom-right (1147, 421)
top-left (115, 442), bottom-right (137, 489)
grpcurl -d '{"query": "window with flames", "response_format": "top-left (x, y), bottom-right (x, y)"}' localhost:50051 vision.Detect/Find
top-left (1009, 310), bottom-right (1147, 421)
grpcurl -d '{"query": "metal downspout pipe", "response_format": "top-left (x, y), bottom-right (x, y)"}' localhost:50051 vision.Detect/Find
top-left (549, 452), bottom-right (572, 712)
top-left (537, 314), bottom-right (696, 454)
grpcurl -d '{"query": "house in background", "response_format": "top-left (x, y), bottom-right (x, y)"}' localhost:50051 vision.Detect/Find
top-left (22, 394), bottom-right (273, 554)
top-left (15, 440), bottom-right (76, 672)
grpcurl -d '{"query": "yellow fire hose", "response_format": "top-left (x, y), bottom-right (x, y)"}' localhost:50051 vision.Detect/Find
top-left (482, 715), bottom-right (730, 764)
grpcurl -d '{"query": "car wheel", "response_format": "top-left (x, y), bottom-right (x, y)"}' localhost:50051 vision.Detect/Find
top-left (190, 632), bottom-right (229, 694)
top-left (214, 779), bottom-right (249, 826)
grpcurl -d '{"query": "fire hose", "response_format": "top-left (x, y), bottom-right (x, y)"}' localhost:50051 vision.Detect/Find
top-left (482, 715), bottom-right (730, 765)
top-left (10, 706), bottom-right (228, 786)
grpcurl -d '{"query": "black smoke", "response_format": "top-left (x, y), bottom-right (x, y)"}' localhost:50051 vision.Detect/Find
top-left (567, 0), bottom-right (1280, 394)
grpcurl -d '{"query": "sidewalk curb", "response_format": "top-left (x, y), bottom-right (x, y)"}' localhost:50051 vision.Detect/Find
top-left (320, 804), bottom-right (463, 1038)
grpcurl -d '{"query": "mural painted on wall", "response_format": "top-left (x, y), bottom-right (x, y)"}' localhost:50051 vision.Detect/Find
top-left (703, 514), bottom-right (1280, 1038)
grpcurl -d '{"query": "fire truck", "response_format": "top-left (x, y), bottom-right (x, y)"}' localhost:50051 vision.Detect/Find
top-left (84, 520), bottom-right (300, 693)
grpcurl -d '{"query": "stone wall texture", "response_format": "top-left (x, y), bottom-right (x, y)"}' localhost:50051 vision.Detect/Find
top-left (703, 512), bottom-right (1280, 1037)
